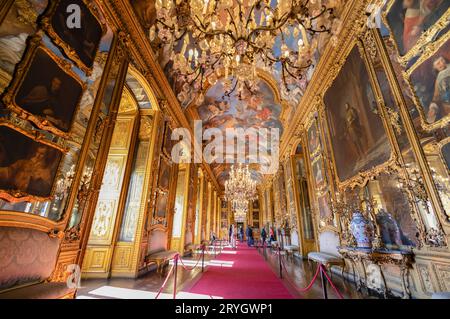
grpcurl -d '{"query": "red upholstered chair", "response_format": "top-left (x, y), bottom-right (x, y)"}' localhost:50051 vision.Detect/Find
top-left (0, 227), bottom-right (76, 299)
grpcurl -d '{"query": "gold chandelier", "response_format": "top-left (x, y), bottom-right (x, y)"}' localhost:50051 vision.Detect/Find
top-left (225, 164), bottom-right (257, 202)
top-left (151, 0), bottom-right (338, 100)
top-left (224, 164), bottom-right (257, 221)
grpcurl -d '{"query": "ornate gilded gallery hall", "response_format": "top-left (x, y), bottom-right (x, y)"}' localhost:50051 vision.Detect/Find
top-left (0, 0), bottom-right (449, 301)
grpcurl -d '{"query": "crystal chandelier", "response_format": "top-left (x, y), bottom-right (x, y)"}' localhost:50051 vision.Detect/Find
top-left (224, 164), bottom-right (258, 202)
top-left (224, 164), bottom-right (258, 220)
top-left (151, 0), bottom-right (338, 100)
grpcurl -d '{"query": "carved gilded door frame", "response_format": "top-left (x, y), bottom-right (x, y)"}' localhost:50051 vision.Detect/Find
top-left (76, 56), bottom-right (130, 272)
top-left (194, 168), bottom-right (204, 245)
top-left (81, 97), bottom-right (139, 278)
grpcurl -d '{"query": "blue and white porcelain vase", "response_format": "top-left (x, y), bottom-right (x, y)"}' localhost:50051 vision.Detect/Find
top-left (350, 211), bottom-right (374, 248)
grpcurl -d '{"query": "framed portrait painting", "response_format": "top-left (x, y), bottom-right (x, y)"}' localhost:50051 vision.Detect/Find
top-left (158, 156), bottom-right (172, 191)
top-left (162, 122), bottom-right (174, 157)
top-left (317, 193), bottom-right (333, 228)
top-left (0, 111), bottom-right (68, 153)
top-left (307, 118), bottom-right (321, 156)
top-left (41, 0), bottom-right (105, 75)
top-left (440, 139), bottom-right (450, 171)
top-left (0, 125), bottom-right (63, 202)
top-left (311, 157), bottom-right (326, 190)
top-left (324, 46), bottom-right (392, 185)
top-left (155, 191), bottom-right (168, 219)
top-left (2, 37), bottom-right (85, 135)
top-left (407, 37), bottom-right (450, 128)
top-left (384, 0), bottom-right (450, 61)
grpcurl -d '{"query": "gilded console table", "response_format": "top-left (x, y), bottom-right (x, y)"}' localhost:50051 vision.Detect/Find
top-left (338, 247), bottom-right (414, 299)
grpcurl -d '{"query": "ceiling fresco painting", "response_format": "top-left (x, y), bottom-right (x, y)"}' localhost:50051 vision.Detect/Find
top-left (198, 79), bottom-right (283, 132)
top-left (128, 0), bottom-right (346, 187)
top-left (197, 78), bottom-right (282, 185)
top-left (130, 0), bottom-right (345, 117)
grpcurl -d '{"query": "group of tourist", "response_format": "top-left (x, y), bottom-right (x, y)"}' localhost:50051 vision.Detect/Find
top-left (227, 224), bottom-right (277, 248)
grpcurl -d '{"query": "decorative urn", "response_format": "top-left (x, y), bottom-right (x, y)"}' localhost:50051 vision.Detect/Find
top-left (376, 209), bottom-right (402, 247)
top-left (350, 211), bottom-right (375, 248)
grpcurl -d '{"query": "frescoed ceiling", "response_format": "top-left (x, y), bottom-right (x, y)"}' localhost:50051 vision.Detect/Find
top-left (197, 78), bottom-right (282, 185)
top-left (129, 0), bottom-right (347, 188)
top-left (198, 79), bottom-right (283, 132)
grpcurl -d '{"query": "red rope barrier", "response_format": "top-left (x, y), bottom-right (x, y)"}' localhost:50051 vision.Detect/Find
top-left (276, 250), bottom-right (344, 299)
top-left (173, 254), bottom-right (178, 299)
top-left (278, 251), bottom-right (321, 293)
top-left (154, 247), bottom-right (208, 299)
top-left (155, 262), bottom-right (175, 299)
top-left (319, 264), bottom-right (344, 299)
top-left (178, 250), bottom-right (204, 271)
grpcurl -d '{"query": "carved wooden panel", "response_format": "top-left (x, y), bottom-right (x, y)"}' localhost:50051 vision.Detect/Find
top-left (433, 263), bottom-right (450, 291)
top-left (110, 117), bottom-right (134, 150)
top-left (111, 244), bottom-right (133, 270)
top-left (417, 263), bottom-right (435, 294)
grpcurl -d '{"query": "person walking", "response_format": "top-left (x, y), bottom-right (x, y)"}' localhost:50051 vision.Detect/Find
top-left (246, 225), bottom-right (253, 247)
top-left (228, 224), bottom-right (233, 243)
top-left (261, 227), bottom-right (267, 246)
top-left (230, 224), bottom-right (236, 249)
top-left (269, 227), bottom-right (275, 244)
top-left (239, 226), bottom-right (244, 243)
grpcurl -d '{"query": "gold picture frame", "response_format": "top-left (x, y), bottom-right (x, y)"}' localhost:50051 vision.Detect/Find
top-left (311, 155), bottom-right (327, 192)
top-left (0, 124), bottom-right (65, 203)
top-left (1, 33), bottom-right (86, 138)
top-left (402, 32), bottom-right (450, 132)
top-left (40, 0), bottom-right (107, 76)
top-left (0, 111), bottom-right (68, 153)
top-left (438, 136), bottom-right (450, 172)
top-left (322, 40), bottom-right (398, 191)
top-left (307, 114), bottom-right (322, 158)
top-left (382, 0), bottom-right (450, 66)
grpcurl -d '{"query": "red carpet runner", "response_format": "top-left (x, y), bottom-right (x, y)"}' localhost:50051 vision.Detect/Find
top-left (187, 243), bottom-right (294, 299)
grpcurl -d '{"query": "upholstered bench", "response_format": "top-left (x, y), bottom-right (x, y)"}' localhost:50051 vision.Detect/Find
top-left (0, 282), bottom-right (75, 299)
top-left (431, 292), bottom-right (450, 299)
top-left (270, 241), bottom-right (279, 250)
top-left (145, 249), bottom-right (178, 275)
top-left (307, 252), bottom-right (346, 279)
top-left (0, 227), bottom-right (73, 299)
top-left (284, 245), bottom-right (299, 260)
top-left (184, 244), bottom-right (194, 256)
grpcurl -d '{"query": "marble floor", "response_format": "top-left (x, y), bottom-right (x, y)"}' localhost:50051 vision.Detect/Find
top-left (259, 245), bottom-right (373, 299)
top-left (76, 244), bottom-right (372, 299)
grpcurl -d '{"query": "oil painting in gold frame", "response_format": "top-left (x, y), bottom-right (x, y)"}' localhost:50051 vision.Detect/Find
top-left (323, 46), bottom-right (392, 187)
top-left (311, 156), bottom-right (326, 190)
top-left (2, 34), bottom-right (86, 137)
top-left (439, 137), bottom-right (450, 171)
top-left (0, 111), bottom-right (68, 153)
top-left (153, 155), bottom-right (173, 224)
top-left (317, 192), bottom-right (334, 228)
top-left (307, 117), bottom-right (321, 157)
top-left (0, 124), bottom-right (64, 203)
top-left (40, 0), bottom-right (106, 75)
top-left (405, 36), bottom-right (450, 130)
top-left (383, 0), bottom-right (450, 64)
top-left (162, 122), bottom-right (174, 158)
